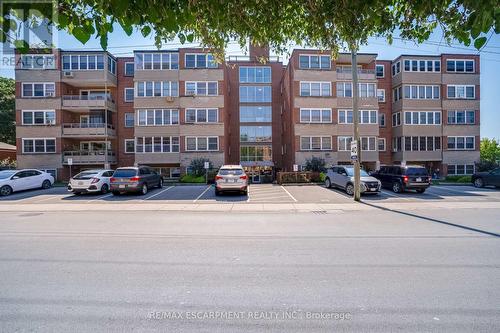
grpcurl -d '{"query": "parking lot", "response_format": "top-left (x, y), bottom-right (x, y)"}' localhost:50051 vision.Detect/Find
top-left (1, 183), bottom-right (500, 205)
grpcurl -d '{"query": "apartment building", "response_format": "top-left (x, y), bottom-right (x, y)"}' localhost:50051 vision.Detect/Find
top-left (15, 47), bottom-right (480, 181)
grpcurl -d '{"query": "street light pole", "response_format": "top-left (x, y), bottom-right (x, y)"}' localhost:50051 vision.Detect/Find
top-left (351, 45), bottom-right (361, 202)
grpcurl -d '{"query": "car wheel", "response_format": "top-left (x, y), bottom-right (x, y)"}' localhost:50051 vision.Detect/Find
top-left (416, 188), bottom-right (426, 193)
top-left (325, 178), bottom-right (332, 188)
top-left (392, 181), bottom-right (402, 193)
top-left (141, 184), bottom-right (148, 195)
top-left (42, 180), bottom-right (52, 189)
top-left (215, 189), bottom-right (221, 196)
top-left (100, 184), bottom-right (109, 194)
top-left (158, 179), bottom-right (163, 188)
top-left (0, 185), bottom-right (12, 196)
top-left (345, 183), bottom-right (354, 196)
top-left (473, 178), bottom-right (484, 188)
top-left (112, 191), bottom-right (120, 196)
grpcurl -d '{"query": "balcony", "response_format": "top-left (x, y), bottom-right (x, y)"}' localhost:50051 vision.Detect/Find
top-left (62, 123), bottom-right (116, 138)
top-left (62, 95), bottom-right (116, 112)
top-left (335, 68), bottom-right (375, 80)
top-left (62, 150), bottom-right (116, 165)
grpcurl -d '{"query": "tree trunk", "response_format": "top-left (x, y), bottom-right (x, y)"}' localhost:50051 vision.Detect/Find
top-left (350, 45), bottom-right (361, 202)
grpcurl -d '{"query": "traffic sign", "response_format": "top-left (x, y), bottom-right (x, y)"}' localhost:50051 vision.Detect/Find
top-left (204, 161), bottom-right (210, 169)
top-left (293, 164), bottom-right (298, 172)
top-left (67, 158), bottom-right (73, 166)
top-left (350, 141), bottom-right (358, 158)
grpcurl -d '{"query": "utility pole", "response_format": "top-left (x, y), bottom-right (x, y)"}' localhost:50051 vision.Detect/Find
top-left (351, 44), bottom-right (361, 202)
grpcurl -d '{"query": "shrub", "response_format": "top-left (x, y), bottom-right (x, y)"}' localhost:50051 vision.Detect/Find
top-left (444, 175), bottom-right (472, 183)
top-left (303, 157), bottom-right (326, 172)
top-left (188, 158), bottom-right (213, 177)
top-left (0, 157), bottom-right (16, 169)
top-left (180, 174), bottom-right (206, 183)
top-left (319, 172), bottom-right (326, 182)
top-left (476, 160), bottom-right (498, 172)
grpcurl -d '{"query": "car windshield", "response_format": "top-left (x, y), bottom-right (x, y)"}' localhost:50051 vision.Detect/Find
top-left (73, 171), bottom-right (99, 179)
top-left (113, 169), bottom-right (137, 178)
top-left (345, 168), bottom-right (369, 177)
top-left (406, 167), bottom-right (428, 176)
top-left (219, 169), bottom-right (244, 176)
top-left (0, 170), bottom-right (16, 179)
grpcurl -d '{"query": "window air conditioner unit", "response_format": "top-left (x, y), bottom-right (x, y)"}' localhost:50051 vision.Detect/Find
top-left (63, 71), bottom-right (74, 78)
top-left (165, 96), bottom-right (174, 102)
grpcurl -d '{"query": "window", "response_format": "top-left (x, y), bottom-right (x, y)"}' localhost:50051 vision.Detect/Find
top-left (378, 138), bottom-right (386, 151)
top-left (124, 62), bottom-right (134, 76)
top-left (124, 113), bottom-right (134, 127)
top-left (239, 67), bottom-right (271, 83)
top-left (300, 136), bottom-right (332, 150)
top-left (337, 82), bottom-right (352, 97)
top-left (361, 137), bottom-right (376, 151)
top-left (240, 146), bottom-right (272, 162)
top-left (377, 89), bottom-right (385, 102)
top-left (185, 81), bottom-right (218, 96)
top-left (402, 136), bottom-right (441, 151)
top-left (299, 109), bottom-right (332, 123)
top-left (62, 54), bottom-right (107, 71)
top-left (447, 85), bottom-right (475, 99)
top-left (338, 136), bottom-right (352, 151)
top-left (239, 86), bottom-right (271, 102)
top-left (393, 86), bottom-right (402, 102)
top-left (185, 137), bottom-right (219, 151)
top-left (184, 53), bottom-right (217, 68)
top-left (107, 56), bottom-right (116, 75)
top-left (448, 164), bottom-right (475, 175)
top-left (379, 114), bottom-right (386, 127)
top-left (21, 54), bottom-right (55, 69)
top-left (136, 81), bottom-right (179, 97)
top-left (403, 85), bottom-right (440, 99)
top-left (134, 52), bottom-right (179, 70)
top-left (391, 61), bottom-right (401, 76)
top-left (298, 55), bottom-right (331, 69)
top-left (338, 110), bottom-right (377, 124)
top-left (404, 111), bottom-right (441, 125)
top-left (124, 88), bottom-right (134, 102)
top-left (376, 64), bottom-right (384, 77)
top-left (22, 138), bottom-right (56, 153)
top-left (402, 58), bottom-right (440, 72)
top-left (239, 106), bottom-right (272, 122)
top-left (300, 82), bottom-right (331, 97)
top-left (135, 136), bottom-right (180, 153)
top-left (447, 110), bottom-right (475, 124)
top-left (22, 83), bottom-right (55, 97)
top-left (338, 83), bottom-right (375, 97)
top-left (21, 110), bottom-right (55, 125)
top-left (240, 126), bottom-right (272, 142)
top-left (392, 112), bottom-right (401, 127)
top-left (447, 136), bottom-right (475, 150)
top-left (125, 139), bottom-right (135, 153)
top-left (446, 59), bottom-right (475, 73)
top-left (136, 109), bottom-right (179, 126)
top-left (185, 109), bottom-right (218, 123)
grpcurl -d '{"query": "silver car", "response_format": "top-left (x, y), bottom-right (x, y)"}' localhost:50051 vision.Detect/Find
top-left (325, 165), bottom-right (381, 195)
top-left (215, 165), bottom-right (248, 196)
top-left (68, 169), bottom-right (114, 195)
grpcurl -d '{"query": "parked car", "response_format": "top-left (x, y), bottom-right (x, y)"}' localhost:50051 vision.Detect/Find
top-left (110, 166), bottom-right (163, 195)
top-left (371, 165), bottom-right (431, 193)
top-left (215, 165), bottom-right (248, 196)
top-left (471, 167), bottom-right (500, 188)
top-left (0, 169), bottom-right (54, 196)
top-left (324, 165), bottom-right (381, 195)
top-left (68, 169), bottom-right (114, 195)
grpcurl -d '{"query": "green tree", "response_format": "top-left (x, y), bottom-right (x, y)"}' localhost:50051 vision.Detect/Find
top-left (188, 158), bottom-right (212, 177)
top-left (480, 138), bottom-right (500, 163)
top-left (304, 157), bottom-right (326, 173)
top-left (0, 77), bottom-right (15, 145)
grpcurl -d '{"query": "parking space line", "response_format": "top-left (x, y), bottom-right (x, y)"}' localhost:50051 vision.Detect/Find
top-left (144, 186), bottom-right (174, 200)
top-left (380, 190), bottom-right (410, 200)
top-left (281, 186), bottom-right (298, 202)
top-left (193, 185), bottom-right (211, 203)
top-left (247, 186), bottom-right (251, 202)
top-left (30, 195), bottom-right (64, 203)
top-left (86, 193), bottom-right (113, 203)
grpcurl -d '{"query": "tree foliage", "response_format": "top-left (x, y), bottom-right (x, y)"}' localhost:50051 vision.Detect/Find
top-left (0, 77), bottom-right (15, 145)
top-left (188, 158), bottom-right (212, 177)
top-left (480, 138), bottom-right (500, 163)
top-left (304, 157), bottom-right (326, 173)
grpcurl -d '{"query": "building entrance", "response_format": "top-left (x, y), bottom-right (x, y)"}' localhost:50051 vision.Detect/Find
top-left (243, 166), bottom-right (273, 184)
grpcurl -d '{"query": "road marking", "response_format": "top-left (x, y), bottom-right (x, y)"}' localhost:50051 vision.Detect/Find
top-left (144, 186), bottom-right (174, 200)
top-left (86, 193), bottom-right (113, 203)
top-left (247, 186), bottom-right (251, 202)
top-left (193, 185), bottom-right (211, 203)
top-left (281, 186), bottom-right (298, 202)
top-left (30, 195), bottom-right (63, 203)
top-left (431, 186), bottom-right (475, 196)
top-left (380, 190), bottom-right (409, 200)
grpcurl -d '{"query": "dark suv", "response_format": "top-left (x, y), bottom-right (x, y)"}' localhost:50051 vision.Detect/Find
top-left (371, 165), bottom-right (431, 193)
top-left (110, 166), bottom-right (163, 195)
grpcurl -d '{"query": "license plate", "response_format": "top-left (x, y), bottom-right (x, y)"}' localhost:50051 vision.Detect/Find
top-left (370, 188), bottom-right (377, 191)
top-left (416, 177), bottom-right (422, 182)
top-left (225, 179), bottom-right (236, 183)
top-left (119, 185), bottom-right (125, 189)
top-left (78, 181), bottom-right (83, 185)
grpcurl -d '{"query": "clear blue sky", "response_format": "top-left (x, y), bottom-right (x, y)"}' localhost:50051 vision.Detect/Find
top-left (1, 26), bottom-right (499, 139)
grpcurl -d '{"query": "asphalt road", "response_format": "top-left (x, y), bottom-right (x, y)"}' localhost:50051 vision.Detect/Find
top-left (0, 207), bottom-right (499, 332)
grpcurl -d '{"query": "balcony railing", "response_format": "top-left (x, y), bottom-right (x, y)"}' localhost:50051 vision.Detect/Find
top-left (62, 95), bottom-right (116, 110)
top-left (335, 68), bottom-right (376, 79)
top-left (61, 123), bottom-right (116, 137)
top-left (63, 150), bottom-right (116, 165)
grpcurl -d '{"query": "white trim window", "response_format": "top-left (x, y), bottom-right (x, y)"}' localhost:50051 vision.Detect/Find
top-left (239, 86), bottom-right (271, 102)
top-left (185, 81), bottom-right (218, 96)
top-left (124, 113), bottom-right (134, 127)
top-left (361, 137), bottom-right (376, 151)
top-left (376, 64), bottom-right (384, 77)
top-left (447, 110), bottom-right (475, 124)
top-left (448, 164), bottom-right (475, 175)
top-left (447, 85), bottom-right (475, 99)
top-left (22, 110), bottom-right (56, 125)
top-left (392, 112), bottom-right (401, 127)
top-left (377, 89), bottom-right (385, 102)
top-left (124, 62), bottom-right (134, 76)
top-left (404, 111), bottom-right (441, 125)
top-left (338, 83), bottom-right (376, 98)
top-left (338, 136), bottom-right (352, 151)
top-left (62, 54), bottom-right (105, 71)
top-left (134, 52), bottom-right (179, 70)
top-left (391, 61), bottom-right (401, 76)
top-left (378, 138), bottom-right (386, 151)
top-left (135, 136), bottom-right (180, 153)
top-left (446, 59), bottom-right (475, 73)
top-left (379, 113), bottom-right (386, 127)
top-left (124, 88), bottom-right (134, 102)
top-left (22, 82), bottom-right (55, 97)
top-left (239, 66), bottom-right (271, 83)
top-left (338, 110), bottom-right (377, 124)
top-left (300, 81), bottom-right (331, 97)
top-left (239, 106), bottom-right (272, 122)
top-left (358, 83), bottom-right (376, 98)
top-left (447, 136), bottom-right (475, 150)
top-left (185, 108), bottom-right (219, 123)
top-left (403, 85), bottom-right (440, 99)
top-left (299, 55), bottom-right (331, 69)
top-left (185, 136), bottom-right (219, 151)
top-left (404, 136), bottom-right (442, 151)
top-left (185, 53), bottom-right (217, 68)
top-left (403, 59), bottom-right (441, 72)
top-left (337, 82), bottom-right (352, 97)
top-left (137, 109), bottom-right (179, 126)
top-left (136, 81), bottom-right (179, 97)
top-left (22, 138), bottom-right (56, 153)
top-left (300, 136), bottom-right (332, 151)
top-left (124, 139), bottom-right (135, 153)
top-left (299, 108), bottom-right (332, 123)
top-left (20, 54), bottom-right (55, 69)
top-left (393, 86), bottom-right (402, 102)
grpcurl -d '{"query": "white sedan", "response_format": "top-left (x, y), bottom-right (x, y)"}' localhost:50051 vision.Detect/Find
top-left (0, 169), bottom-right (54, 196)
top-left (68, 169), bottom-right (114, 195)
